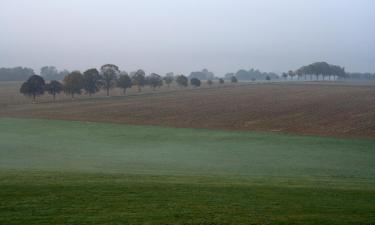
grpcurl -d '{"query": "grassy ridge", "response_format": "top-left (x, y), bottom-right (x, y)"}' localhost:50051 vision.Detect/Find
top-left (0, 118), bottom-right (375, 224)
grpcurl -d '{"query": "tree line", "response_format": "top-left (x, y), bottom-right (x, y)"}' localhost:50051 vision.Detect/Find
top-left (19, 64), bottom-right (234, 102)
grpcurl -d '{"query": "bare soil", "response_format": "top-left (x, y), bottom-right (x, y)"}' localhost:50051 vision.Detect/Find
top-left (1, 82), bottom-right (375, 138)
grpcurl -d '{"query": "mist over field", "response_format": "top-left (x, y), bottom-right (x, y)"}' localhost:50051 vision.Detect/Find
top-left (1, 0), bottom-right (375, 75)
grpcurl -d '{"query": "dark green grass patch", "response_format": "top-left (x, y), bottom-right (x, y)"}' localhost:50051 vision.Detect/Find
top-left (1, 172), bottom-right (375, 225)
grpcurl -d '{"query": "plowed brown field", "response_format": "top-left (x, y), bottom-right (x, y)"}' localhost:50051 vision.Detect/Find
top-left (1, 82), bottom-right (375, 138)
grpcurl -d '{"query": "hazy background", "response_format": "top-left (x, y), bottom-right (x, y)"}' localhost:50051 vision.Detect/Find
top-left (1, 0), bottom-right (374, 76)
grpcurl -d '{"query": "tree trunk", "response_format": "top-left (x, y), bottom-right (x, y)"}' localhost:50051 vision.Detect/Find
top-left (123, 88), bottom-right (127, 96)
top-left (71, 93), bottom-right (74, 100)
top-left (32, 94), bottom-right (36, 103)
top-left (138, 86), bottom-right (141, 92)
top-left (106, 88), bottom-right (109, 96)
top-left (53, 93), bottom-right (56, 102)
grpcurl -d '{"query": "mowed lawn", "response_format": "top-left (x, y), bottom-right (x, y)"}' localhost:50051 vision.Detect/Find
top-left (0, 118), bottom-right (375, 225)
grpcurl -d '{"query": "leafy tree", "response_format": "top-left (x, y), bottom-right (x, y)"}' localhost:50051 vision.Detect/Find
top-left (20, 75), bottom-right (45, 102)
top-left (163, 74), bottom-right (174, 88)
top-left (100, 64), bottom-right (119, 96)
top-left (266, 75), bottom-right (271, 81)
top-left (207, 79), bottom-right (213, 87)
top-left (190, 78), bottom-right (201, 87)
top-left (132, 69), bottom-right (146, 92)
top-left (83, 68), bottom-right (102, 96)
top-left (45, 80), bottom-right (63, 102)
top-left (64, 71), bottom-right (84, 99)
top-left (147, 73), bottom-right (163, 91)
top-left (219, 78), bottom-right (224, 84)
top-left (176, 75), bottom-right (188, 87)
top-left (231, 76), bottom-right (238, 83)
top-left (117, 72), bottom-right (132, 95)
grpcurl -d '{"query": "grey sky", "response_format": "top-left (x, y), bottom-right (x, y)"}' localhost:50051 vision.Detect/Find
top-left (1, 0), bottom-right (374, 76)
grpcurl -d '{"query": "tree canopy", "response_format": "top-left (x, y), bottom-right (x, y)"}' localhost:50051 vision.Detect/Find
top-left (147, 73), bottom-right (163, 90)
top-left (83, 68), bottom-right (102, 96)
top-left (100, 64), bottom-right (119, 96)
top-left (20, 75), bottom-right (46, 102)
top-left (132, 69), bottom-right (146, 92)
top-left (64, 71), bottom-right (84, 99)
top-left (176, 75), bottom-right (188, 87)
top-left (45, 80), bottom-right (63, 101)
top-left (117, 72), bottom-right (132, 95)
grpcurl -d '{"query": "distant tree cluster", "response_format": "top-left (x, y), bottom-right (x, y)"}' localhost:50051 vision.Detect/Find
top-left (0, 67), bottom-right (34, 81)
top-left (225, 69), bottom-right (278, 81)
top-left (40, 66), bottom-right (70, 81)
top-left (189, 69), bottom-right (215, 80)
top-left (285, 62), bottom-right (346, 80)
top-left (344, 72), bottom-right (375, 80)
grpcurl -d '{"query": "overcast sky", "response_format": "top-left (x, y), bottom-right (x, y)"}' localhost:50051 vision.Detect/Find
top-left (1, 0), bottom-right (374, 76)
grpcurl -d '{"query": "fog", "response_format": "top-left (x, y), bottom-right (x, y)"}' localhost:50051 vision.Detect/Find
top-left (1, 0), bottom-right (374, 76)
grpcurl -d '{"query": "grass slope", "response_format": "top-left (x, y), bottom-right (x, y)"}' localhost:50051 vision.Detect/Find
top-left (0, 118), bottom-right (375, 224)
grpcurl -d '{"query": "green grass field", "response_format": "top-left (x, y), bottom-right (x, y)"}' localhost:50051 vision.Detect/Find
top-left (1, 118), bottom-right (375, 224)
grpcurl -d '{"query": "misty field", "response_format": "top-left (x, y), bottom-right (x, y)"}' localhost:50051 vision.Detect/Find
top-left (1, 118), bottom-right (375, 225)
